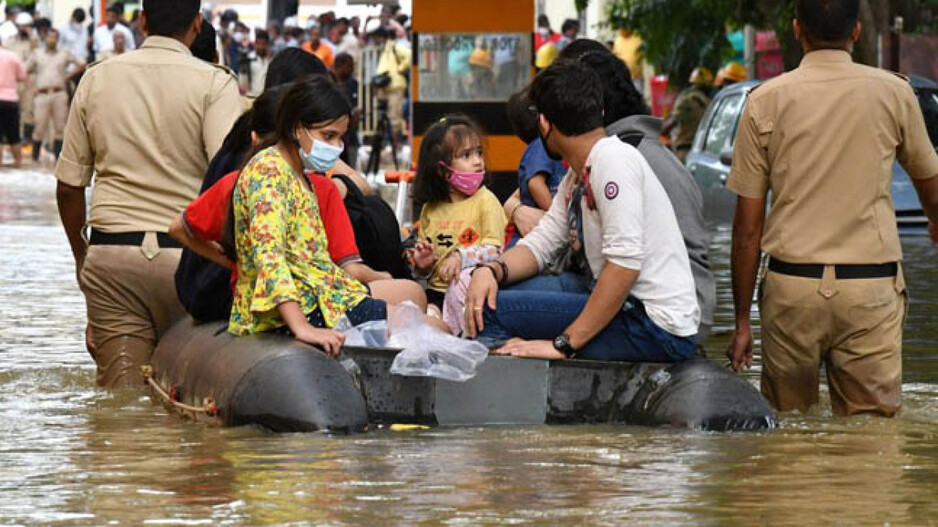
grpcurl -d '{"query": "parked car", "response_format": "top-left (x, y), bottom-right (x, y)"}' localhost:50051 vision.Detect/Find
top-left (685, 75), bottom-right (938, 231)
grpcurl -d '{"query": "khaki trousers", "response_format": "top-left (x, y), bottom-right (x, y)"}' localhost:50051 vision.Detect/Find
top-left (79, 241), bottom-right (186, 388)
top-left (759, 265), bottom-right (907, 416)
top-left (32, 91), bottom-right (68, 143)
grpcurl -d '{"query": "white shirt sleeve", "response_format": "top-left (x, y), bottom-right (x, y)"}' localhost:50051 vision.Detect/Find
top-left (590, 143), bottom-right (646, 271)
top-left (517, 172), bottom-right (573, 271)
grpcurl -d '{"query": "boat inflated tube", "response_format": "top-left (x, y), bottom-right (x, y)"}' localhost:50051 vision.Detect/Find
top-left (151, 320), bottom-right (776, 432)
top-left (149, 318), bottom-right (368, 433)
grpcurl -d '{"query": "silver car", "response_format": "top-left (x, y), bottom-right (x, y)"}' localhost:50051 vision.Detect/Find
top-left (686, 76), bottom-right (938, 232)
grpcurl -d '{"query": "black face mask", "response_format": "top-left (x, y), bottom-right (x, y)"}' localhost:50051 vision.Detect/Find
top-left (539, 122), bottom-right (563, 161)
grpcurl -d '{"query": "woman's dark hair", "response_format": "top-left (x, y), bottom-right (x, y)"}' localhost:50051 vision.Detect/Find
top-left (213, 49), bottom-right (328, 176)
top-left (249, 85), bottom-right (286, 138)
top-left (558, 39), bottom-right (650, 125)
top-left (190, 20), bottom-right (217, 63)
top-left (263, 48), bottom-right (327, 90)
top-left (506, 88), bottom-right (538, 144)
top-left (220, 76), bottom-right (350, 260)
top-left (413, 114), bottom-right (486, 205)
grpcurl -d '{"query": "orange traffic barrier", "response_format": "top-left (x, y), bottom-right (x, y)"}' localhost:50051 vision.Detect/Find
top-left (385, 170), bottom-right (416, 183)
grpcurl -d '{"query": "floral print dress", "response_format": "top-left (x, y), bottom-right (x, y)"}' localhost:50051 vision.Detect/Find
top-left (228, 147), bottom-right (368, 335)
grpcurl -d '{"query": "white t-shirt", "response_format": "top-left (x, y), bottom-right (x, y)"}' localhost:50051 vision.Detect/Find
top-left (93, 23), bottom-right (136, 54)
top-left (519, 136), bottom-right (700, 337)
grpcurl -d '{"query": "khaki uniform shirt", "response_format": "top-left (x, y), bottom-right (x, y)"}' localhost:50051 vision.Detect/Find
top-left (727, 50), bottom-right (938, 264)
top-left (55, 36), bottom-right (242, 234)
top-left (26, 48), bottom-right (82, 89)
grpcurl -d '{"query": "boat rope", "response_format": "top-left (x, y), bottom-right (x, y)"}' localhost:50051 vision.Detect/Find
top-left (140, 365), bottom-right (218, 416)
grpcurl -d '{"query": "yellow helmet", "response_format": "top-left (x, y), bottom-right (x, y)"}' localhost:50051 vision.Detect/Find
top-left (469, 48), bottom-right (493, 69)
top-left (535, 42), bottom-right (558, 69)
top-left (716, 61), bottom-right (748, 85)
top-left (688, 67), bottom-right (714, 86)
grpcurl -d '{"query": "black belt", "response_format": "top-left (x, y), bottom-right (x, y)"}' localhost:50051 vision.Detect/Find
top-left (89, 229), bottom-right (182, 249)
top-left (768, 258), bottom-right (897, 279)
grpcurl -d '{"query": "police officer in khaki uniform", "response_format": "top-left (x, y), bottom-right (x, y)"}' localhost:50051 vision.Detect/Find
top-left (25, 27), bottom-right (83, 160)
top-left (661, 67), bottom-right (712, 163)
top-left (726, 0), bottom-right (938, 416)
top-left (55, 0), bottom-right (242, 388)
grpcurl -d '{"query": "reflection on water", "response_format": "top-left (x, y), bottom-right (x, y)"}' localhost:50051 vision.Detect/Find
top-left (1, 169), bottom-right (937, 525)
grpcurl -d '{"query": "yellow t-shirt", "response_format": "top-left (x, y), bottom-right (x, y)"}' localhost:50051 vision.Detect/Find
top-left (417, 187), bottom-right (507, 292)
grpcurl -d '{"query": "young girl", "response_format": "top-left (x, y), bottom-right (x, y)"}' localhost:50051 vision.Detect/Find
top-left (223, 76), bottom-right (445, 356)
top-left (411, 115), bottom-right (507, 309)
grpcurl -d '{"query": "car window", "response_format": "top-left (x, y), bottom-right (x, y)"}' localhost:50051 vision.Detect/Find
top-left (703, 93), bottom-right (744, 156)
top-left (917, 90), bottom-right (938, 148)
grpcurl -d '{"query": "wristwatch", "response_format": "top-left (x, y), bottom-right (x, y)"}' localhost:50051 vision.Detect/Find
top-left (553, 333), bottom-right (576, 358)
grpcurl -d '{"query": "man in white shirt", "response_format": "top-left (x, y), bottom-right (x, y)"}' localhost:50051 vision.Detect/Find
top-left (465, 61), bottom-right (699, 361)
top-left (58, 8), bottom-right (88, 64)
top-left (92, 4), bottom-right (135, 55)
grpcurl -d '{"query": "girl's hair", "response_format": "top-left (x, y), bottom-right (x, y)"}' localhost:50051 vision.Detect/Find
top-left (264, 48), bottom-right (327, 90)
top-left (220, 75), bottom-right (351, 260)
top-left (413, 114), bottom-right (486, 206)
top-left (213, 49), bottom-right (328, 173)
top-left (557, 39), bottom-right (650, 125)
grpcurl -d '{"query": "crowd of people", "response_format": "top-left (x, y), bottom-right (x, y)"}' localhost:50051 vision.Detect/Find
top-left (30, 0), bottom-right (938, 422)
top-left (0, 2), bottom-right (412, 169)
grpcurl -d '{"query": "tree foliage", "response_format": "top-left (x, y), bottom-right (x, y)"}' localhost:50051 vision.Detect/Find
top-left (606, 0), bottom-right (793, 85)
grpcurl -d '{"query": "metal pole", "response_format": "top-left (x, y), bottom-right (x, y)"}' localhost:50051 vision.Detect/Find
top-left (890, 16), bottom-right (903, 72)
top-left (743, 24), bottom-right (756, 80)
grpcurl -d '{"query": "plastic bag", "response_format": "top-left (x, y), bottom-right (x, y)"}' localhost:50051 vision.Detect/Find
top-left (387, 302), bottom-right (488, 382)
top-left (335, 316), bottom-right (389, 348)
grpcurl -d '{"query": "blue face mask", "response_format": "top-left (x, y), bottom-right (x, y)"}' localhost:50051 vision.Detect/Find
top-left (299, 129), bottom-right (344, 172)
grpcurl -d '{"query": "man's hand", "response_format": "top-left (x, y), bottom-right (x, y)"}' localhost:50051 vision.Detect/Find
top-left (437, 252), bottom-right (461, 283)
top-left (492, 338), bottom-right (565, 360)
top-left (412, 240), bottom-right (437, 271)
top-left (513, 205), bottom-right (545, 237)
top-left (726, 323), bottom-right (754, 372)
top-left (85, 324), bottom-right (96, 355)
top-left (464, 266), bottom-right (498, 338)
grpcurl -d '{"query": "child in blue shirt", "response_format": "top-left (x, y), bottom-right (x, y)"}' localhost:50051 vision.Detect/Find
top-left (506, 89), bottom-right (568, 246)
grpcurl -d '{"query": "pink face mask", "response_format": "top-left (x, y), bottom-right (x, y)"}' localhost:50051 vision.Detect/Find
top-left (439, 162), bottom-right (484, 196)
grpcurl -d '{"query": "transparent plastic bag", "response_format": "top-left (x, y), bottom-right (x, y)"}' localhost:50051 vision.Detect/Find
top-left (387, 302), bottom-right (488, 382)
top-left (335, 316), bottom-right (389, 348)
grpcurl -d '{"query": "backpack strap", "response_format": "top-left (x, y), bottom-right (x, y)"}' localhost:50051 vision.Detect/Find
top-left (332, 173), bottom-right (363, 200)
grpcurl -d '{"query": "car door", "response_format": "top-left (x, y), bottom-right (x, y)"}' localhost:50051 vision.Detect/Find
top-left (686, 90), bottom-right (746, 225)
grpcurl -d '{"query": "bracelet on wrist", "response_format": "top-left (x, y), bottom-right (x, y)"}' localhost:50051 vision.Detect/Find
top-left (507, 202), bottom-right (522, 222)
top-left (470, 263), bottom-right (496, 280)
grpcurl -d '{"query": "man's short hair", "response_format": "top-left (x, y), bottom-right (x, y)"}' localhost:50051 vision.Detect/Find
top-left (107, 3), bottom-right (123, 16)
top-left (528, 61), bottom-right (604, 136)
top-left (796, 0), bottom-right (859, 46)
top-left (72, 8), bottom-right (86, 23)
top-left (254, 29), bottom-right (269, 42)
top-left (143, 0), bottom-right (199, 38)
top-left (561, 19), bottom-right (579, 33)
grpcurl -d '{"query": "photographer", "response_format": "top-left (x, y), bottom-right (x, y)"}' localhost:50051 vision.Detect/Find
top-left (370, 27), bottom-right (410, 144)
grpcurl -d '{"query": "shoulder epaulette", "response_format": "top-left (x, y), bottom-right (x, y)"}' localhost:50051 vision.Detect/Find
top-left (890, 71), bottom-right (910, 83)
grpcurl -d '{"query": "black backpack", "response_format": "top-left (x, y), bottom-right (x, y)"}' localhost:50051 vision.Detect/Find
top-left (333, 174), bottom-right (412, 279)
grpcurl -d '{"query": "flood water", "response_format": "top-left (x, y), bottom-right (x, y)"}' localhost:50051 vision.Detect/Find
top-left (2, 169), bottom-right (937, 525)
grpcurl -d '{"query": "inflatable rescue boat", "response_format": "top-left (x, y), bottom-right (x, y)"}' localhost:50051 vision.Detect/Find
top-left (146, 318), bottom-right (776, 433)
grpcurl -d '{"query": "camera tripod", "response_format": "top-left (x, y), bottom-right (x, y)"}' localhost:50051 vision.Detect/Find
top-left (364, 99), bottom-right (400, 176)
